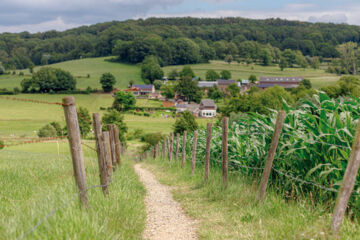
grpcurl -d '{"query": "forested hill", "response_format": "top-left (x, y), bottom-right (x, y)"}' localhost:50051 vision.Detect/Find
top-left (1, 17), bottom-right (360, 69)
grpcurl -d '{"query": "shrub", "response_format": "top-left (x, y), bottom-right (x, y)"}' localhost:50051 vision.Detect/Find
top-left (100, 73), bottom-right (116, 92)
top-left (173, 110), bottom-right (199, 134)
top-left (77, 107), bottom-right (92, 138)
top-left (101, 109), bottom-right (128, 143)
top-left (0, 140), bottom-right (4, 150)
top-left (38, 124), bottom-right (57, 138)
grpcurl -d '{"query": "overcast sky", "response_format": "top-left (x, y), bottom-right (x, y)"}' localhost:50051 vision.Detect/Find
top-left (0, 0), bottom-right (358, 33)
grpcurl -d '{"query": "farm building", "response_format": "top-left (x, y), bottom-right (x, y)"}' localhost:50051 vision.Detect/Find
top-left (258, 77), bottom-right (303, 89)
top-left (127, 84), bottom-right (155, 96)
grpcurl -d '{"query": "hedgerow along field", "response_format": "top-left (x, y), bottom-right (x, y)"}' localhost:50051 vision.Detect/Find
top-left (162, 60), bottom-right (340, 89)
top-left (0, 57), bottom-right (144, 90)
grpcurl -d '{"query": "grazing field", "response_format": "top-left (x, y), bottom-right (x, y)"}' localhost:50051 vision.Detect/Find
top-left (163, 61), bottom-right (341, 89)
top-left (0, 141), bottom-right (146, 239)
top-left (0, 57), bottom-right (144, 90)
top-left (144, 158), bottom-right (360, 239)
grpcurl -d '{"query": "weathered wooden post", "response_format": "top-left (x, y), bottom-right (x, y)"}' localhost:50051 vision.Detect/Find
top-left (102, 131), bottom-right (113, 182)
top-left (181, 131), bottom-right (187, 168)
top-left (92, 113), bottom-right (109, 195)
top-left (331, 121), bottom-right (360, 234)
top-left (113, 125), bottom-right (121, 165)
top-left (162, 139), bottom-right (166, 159)
top-left (222, 117), bottom-right (229, 187)
top-left (107, 124), bottom-right (117, 169)
top-left (169, 133), bottom-right (174, 162)
top-left (62, 96), bottom-right (89, 207)
top-left (204, 123), bottom-right (212, 183)
top-left (258, 110), bottom-right (286, 202)
top-left (175, 133), bottom-right (180, 160)
top-left (191, 130), bottom-right (198, 175)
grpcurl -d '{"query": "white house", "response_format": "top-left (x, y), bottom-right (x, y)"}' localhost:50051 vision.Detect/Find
top-left (199, 99), bottom-right (217, 118)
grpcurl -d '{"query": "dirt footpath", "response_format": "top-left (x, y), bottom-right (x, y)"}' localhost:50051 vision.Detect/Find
top-left (134, 164), bottom-right (198, 240)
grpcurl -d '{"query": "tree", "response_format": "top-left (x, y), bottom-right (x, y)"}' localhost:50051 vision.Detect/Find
top-left (226, 83), bottom-right (240, 97)
top-left (205, 70), bottom-right (220, 81)
top-left (102, 109), bottom-right (128, 143)
top-left (173, 110), bottom-right (199, 134)
top-left (140, 132), bottom-right (163, 151)
top-left (50, 122), bottom-right (63, 136)
top-left (30, 67), bottom-right (76, 93)
top-left (261, 49), bottom-right (272, 66)
top-left (160, 81), bottom-right (178, 99)
top-left (0, 62), bottom-right (5, 75)
top-left (249, 74), bottom-right (257, 83)
top-left (225, 54), bottom-right (233, 64)
top-left (100, 73), bottom-right (116, 92)
top-left (296, 51), bottom-right (308, 69)
top-left (168, 69), bottom-right (178, 80)
top-left (279, 57), bottom-right (288, 71)
top-left (282, 49), bottom-right (297, 67)
top-left (153, 80), bottom-right (163, 90)
top-left (300, 79), bottom-right (312, 89)
top-left (176, 76), bottom-right (202, 103)
top-left (179, 66), bottom-right (195, 79)
top-left (220, 70), bottom-right (231, 80)
top-left (141, 56), bottom-right (164, 83)
top-left (337, 42), bottom-right (358, 75)
top-left (0, 140), bottom-right (4, 150)
top-left (208, 85), bottom-right (222, 102)
top-left (77, 107), bottom-right (92, 138)
top-left (311, 57), bottom-right (320, 69)
top-left (38, 124), bottom-right (57, 137)
top-left (112, 91), bottom-right (136, 111)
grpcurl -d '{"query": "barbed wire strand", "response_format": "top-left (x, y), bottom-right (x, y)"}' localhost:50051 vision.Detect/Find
top-left (17, 181), bottom-right (111, 240)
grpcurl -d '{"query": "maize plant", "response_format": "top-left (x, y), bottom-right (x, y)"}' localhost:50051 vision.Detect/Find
top-left (174, 92), bottom-right (360, 218)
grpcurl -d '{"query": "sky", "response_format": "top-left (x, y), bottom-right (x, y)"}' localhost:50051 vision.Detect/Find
top-left (0, 0), bottom-right (358, 33)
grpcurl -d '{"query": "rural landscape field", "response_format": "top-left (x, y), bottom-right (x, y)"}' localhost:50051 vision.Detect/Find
top-left (2, 2), bottom-right (360, 239)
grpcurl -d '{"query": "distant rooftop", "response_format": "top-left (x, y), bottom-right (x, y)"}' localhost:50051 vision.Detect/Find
top-left (259, 77), bottom-right (303, 82)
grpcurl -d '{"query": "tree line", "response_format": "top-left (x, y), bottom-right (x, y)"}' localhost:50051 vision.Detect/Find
top-left (1, 17), bottom-right (360, 70)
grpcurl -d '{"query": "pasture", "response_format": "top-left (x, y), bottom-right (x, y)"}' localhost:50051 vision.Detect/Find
top-left (0, 57), bottom-right (144, 90)
top-left (163, 60), bottom-right (340, 89)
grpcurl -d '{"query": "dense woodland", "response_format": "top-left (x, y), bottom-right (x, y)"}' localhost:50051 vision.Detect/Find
top-left (1, 17), bottom-right (360, 71)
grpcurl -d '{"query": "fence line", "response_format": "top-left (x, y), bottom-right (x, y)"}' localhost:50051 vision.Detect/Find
top-left (0, 136), bottom-right (67, 148)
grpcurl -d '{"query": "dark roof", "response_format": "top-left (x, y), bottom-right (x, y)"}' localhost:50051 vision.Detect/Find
top-left (200, 99), bottom-right (216, 107)
top-left (133, 84), bottom-right (154, 90)
top-left (258, 83), bottom-right (300, 89)
top-left (217, 79), bottom-right (236, 85)
top-left (198, 81), bottom-right (217, 88)
top-left (259, 77), bottom-right (303, 83)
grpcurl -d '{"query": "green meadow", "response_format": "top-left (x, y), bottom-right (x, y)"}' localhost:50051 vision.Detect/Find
top-left (163, 60), bottom-right (340, 89)
top-left (0, 57), bottom-right (144, 90)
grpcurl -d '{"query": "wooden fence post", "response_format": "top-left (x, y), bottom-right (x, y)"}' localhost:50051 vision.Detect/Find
top-left (331, 121), bottom-right (360, 234)
top-left (175, 133), bottom-right (180, 160)
top-left (102, 131), bottom-right (113, 182)
top-left (181, 131), bottom-right (187, 168)
top-left (204, 123), bottom-right (212, 183)
top-left (113, 125), bottom-right (121, 165)
top-left (166, 136), bottom-right (170, 156)
top-left (107, 124), bottom-right (117, 170)
top-left (62, 96), bottom-right (89, 207)
top-left (162, 139), bottom-right (166, 159)
top-left (191, 130), bottom-right (198, 175)
top-left (258, 110), bottom-right (286, 202)
top-left (222, 117), bottom-right (229, 187)
top-left (169, 133), bottom-right (174, 162)
top-left (92, 113), bottom-right (109, 195)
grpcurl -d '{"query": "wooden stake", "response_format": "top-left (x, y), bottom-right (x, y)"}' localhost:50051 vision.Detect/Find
top-left (258, 110), bottom-right (286, 202)
top-left (62, 96), bottom-right (89, 207)
top-left (107, 124), bottom-right (117, 170)
top-left (181, 131), bottom-right (187, 168)
top-left (191, 130), bottom-right (198, 175)
top-left (113, 125), bottom-right (122, 165)
top-left (169, 133), bottom-right (174, 162)
top-left (222, 117), bottom-right (229, 187)
top-left (204, 123), bottom-right (212, 183)
top-left (162, 139), bottom-right (166, 159)
top-left (331, 121), bottom-right (360, 234)
top-left (92, 113), bottom-right (109, 195)
top-left (102, 131), bottom-right (113, 182)
top-left (175, 133), bottom-right (180, 160)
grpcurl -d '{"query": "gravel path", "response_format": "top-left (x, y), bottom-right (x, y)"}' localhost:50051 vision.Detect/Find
top-left (134, 164), bottom-right (198, 240)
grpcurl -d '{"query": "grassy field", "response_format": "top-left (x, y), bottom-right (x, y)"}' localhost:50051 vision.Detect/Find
top-left (0, 57), bottom-right (144, 90)
top-left (0, 141), bottom-right (146, 239)
top-left (163, 61), bottom-right (341, 89)
top-left (143, 157), bottom-right (360, 239)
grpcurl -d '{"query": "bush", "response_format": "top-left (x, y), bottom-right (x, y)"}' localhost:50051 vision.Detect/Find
top-left (101, 109), bottom-right (128, 143)
top-left (77, 107), bottom-right (92, 138)
top-left (38, 124), bottom-right (57, 138)
top-left (100, 73), bottom-right (116, 92)
top-left (173, 110), bottom-right (199, 134)
top-left (140, 132), bottom-right (163, 151)
top-left (143, 112), bottom-right (150, 117)
top-left (0, 140), bottom-right (4, 150)
top-left (50, 121), bottom-right (64, 136)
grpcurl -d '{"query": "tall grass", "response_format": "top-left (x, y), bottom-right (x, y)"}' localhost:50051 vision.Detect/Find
top-left (0, 142), bottom-right (146, 239)
top-left (176, 92), bottom-right (360, 218)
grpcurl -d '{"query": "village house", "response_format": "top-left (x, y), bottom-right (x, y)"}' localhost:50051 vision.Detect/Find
top-left (217, 79), bottom-right (238, 92)
top-left (176, 102), bottom-right (200, 117)
top-left (258, 77), bottom-right (303, 89)
top-left (148, 92), bottom-right (163, 100)
top-left (126, 84), bottom-right (155, 96)
top-left (199, 99), bottom-right (217, 118)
